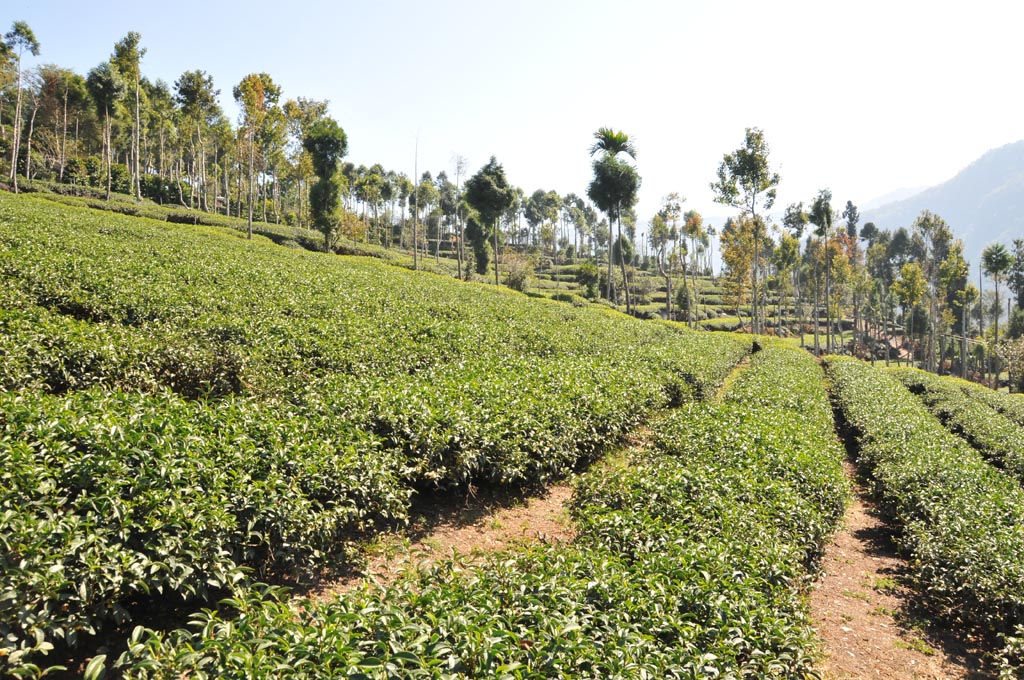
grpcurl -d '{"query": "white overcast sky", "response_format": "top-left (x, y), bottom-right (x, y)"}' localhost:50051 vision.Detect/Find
top-left (7, 0), bottom-right (1024, 232)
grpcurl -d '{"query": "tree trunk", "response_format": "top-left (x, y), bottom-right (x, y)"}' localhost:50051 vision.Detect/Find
top-left (59, 84), bottom-right (69, 181)
top-left (247, 126), bottom-right (254, 239)
top-left (9, 55), bottom-right (24, 192)
top-left (813, 251), bottom-right (821, 355)
top-left (494, 219), bottom-right (500, 286)
top-left (825, 239), bottom-right (832, 352)
top-left (134, 73), bottom-right (142, 201)
top-left (24, 97), bottom-right (38, 182)
top-left (104, 108), bottom-right (112, 201)
top-left (617, 214), bottom-right (631, 314)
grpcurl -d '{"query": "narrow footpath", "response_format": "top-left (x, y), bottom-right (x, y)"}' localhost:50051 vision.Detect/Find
top-left (809, 463), bottom-right (991, 679)
top-left (313, 483), bottom-right (575, 599)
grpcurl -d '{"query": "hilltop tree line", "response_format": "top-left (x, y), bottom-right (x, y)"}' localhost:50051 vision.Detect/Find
top-left (0, 21), bottom-right (695, 309)
top-left (0, 23), bottom-right (638, 276)
top-left (692, 128), bottom-right (1024, 389)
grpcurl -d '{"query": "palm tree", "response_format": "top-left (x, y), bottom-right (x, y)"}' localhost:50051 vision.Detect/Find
top-left (590, 126), bottom-right (636, 160)
top-left (983, 242), bottom-right (1013, 358)
top-left (588, 127), bottom-right (640, 313)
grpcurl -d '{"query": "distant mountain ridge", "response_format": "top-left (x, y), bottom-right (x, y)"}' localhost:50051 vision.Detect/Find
top-left (861, 185), bottom-right (926, 211)
top-left (862, 140), bottom-right (1024, 266)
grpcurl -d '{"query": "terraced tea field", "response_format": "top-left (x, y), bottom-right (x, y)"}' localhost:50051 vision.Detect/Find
top-left (2, 193), bottom-right (1023, 677)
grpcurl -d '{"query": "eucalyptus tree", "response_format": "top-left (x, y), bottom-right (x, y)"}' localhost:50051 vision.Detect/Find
top-left (174, 70), bottom-right (220, 210)
top-left (650, 194), bottom-right (681, 320)
top-left (302, 116), bottom-right (347, 250)
top-left (774, 231), bottom-right (800, 333)
top-left (720, 215), bottom-right (757, 324)
top-left (86, 61), bottom-right (125, 200)
top-left (5, 21), bottom-right (40, 191)
top-left (561, 192), bottom-right (580, 257)
top-left (524, 189), bottom-right (561, 256)
top-left (19, 67), bottom-right (42, 182)
top-left (234, 72), bottom-right (281, 237)
top-left (959, 284), bottom-right (979, 377)
top-left (111, 32), bottom-right (144, 200)
top-left (842, 200), bottom-right (866, 341)
top-left (710, 128), bottom-right (780, 334)
top-left (683, 208), bottom-right (705, 326)
top-left (808, 190), bottom-right (834, 353)
top-left (56, 68), bottom-right (88, 181)
top-left (436, 171), bottom-right (458, 258)
top-left (939, 239), bottom-right (969, 371)
top-left (451, 154), bottom-right (469, 278)
top-left (394, 173), bottom-right (413, 248)
top-left (912, 211), bottom-right (955, 371)
top-left (143, 79), bottom-right (174, 182)
top-left (782, 202), bottom-right (809, 342)
top-left (588, 127), bottom-right (640, 311)
top-left (412, 171), bottom-right (439, 256)
top-left (207, 114), bottom-right (234, 213)
top-left (283, 97), bottom-right (328, 227)
top-left (464, 156), bottom-right (514, 284)
top-left (865, 230), bottom-right (897, 363)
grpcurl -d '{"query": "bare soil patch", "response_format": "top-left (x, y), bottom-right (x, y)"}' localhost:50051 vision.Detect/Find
top-left (810, 463), bottom-right (992, 679)
top-left (313, 483), bottom-right (574, 599)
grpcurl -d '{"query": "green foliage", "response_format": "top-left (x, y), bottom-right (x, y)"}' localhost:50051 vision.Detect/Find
top-left (710, 127), bottom-right (780, 216)
top-left (954, 364), bottom-right (1024, 426)
top-left (302, 118), bottom-right (348, 179)
top-left (826, 356), bottom-right (1024, 662)
top-left (0, 192), bottom-right (753, 672)
top-left (303, 117), bottom-right (348, 248)
top-left (113, 345), bottom-right (844, 678)
top-left (464, 215), bottom-right (490, 275)
top-left (464, 157), bottom-right (514, 231)
top-left (575, 261), bottom-right (600, 300)
top-left (893, 367), bottom-right (1024, 483)
top-left (586, 156), bottom-right (639, 223)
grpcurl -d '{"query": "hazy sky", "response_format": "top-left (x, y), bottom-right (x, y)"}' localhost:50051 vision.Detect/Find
top-left (7, 0), bottom-right (1024, 233)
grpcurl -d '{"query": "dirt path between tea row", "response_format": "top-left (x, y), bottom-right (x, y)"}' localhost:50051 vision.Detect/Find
top-left (313, 483), bottom-right (575, 599)
top-left (809, 462), bottom-right (991, 679)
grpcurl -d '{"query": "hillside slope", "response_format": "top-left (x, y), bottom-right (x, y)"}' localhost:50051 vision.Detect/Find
top-left (862, 140), bottom-right (1024, 263)
top-left (0, 192), bottom-right (752, 673)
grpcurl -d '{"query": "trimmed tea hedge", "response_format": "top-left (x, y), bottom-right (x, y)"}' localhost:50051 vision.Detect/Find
top-left (892, 367), bottom-right (1024, 484)
top-left (110, 343), bottom-right (848, 678)
top-left (826, 357), bottom-right (1024, 666)
top-left (0, 192), bottom-right (752, 674)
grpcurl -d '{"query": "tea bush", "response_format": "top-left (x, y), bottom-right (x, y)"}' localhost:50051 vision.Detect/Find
top-left (0, 192), bottom-right (752, 673)
top-left (826, 357), bottom-right (1024, 665)
top-left (892, 367), bottom-right (1024, 483)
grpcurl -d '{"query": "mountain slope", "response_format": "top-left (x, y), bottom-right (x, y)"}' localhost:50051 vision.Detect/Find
top-left (862, 140), bottom-right (1024, 264)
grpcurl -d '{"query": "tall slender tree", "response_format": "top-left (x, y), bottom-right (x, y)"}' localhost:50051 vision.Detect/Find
top-left (983, 242), bottom-right (1013, 345)
top-left (174, 70), bottom-right (220, 210)
top-left (464, 156), bottom-right (514, 285)
top-left (5, 21), bottom-right (40, 192)
top-left (808, 190), bottom-right (834, 353)
top-left (588, 127), bottom-right (640, 312)
top-left (233, 72), bottom-right (281, 238)
top-left (85, 62), bottom-right (124, 200)
top-left (111, 32), bottom-right (144, 201)
top-left (303, 116), bottom-right (347, 251)
top-left (710, 128), bottom-right (780, 334)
